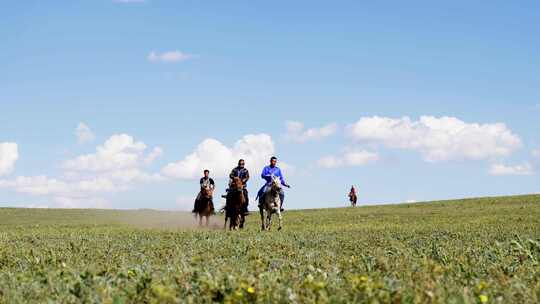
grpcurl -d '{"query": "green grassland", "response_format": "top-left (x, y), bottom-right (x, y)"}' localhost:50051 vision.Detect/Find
top-left (1, 195), bottom-right (539, 303)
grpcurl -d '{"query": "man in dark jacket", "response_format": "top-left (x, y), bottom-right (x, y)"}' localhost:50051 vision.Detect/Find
top-left (227, 159), bottom-right (250, 215)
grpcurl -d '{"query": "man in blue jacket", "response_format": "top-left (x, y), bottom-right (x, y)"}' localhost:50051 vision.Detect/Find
top-left (257, 156), bottom-right (290, 211)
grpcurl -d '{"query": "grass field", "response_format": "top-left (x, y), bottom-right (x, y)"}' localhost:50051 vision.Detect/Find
top-left (1, 195), bottom-right (539, 303)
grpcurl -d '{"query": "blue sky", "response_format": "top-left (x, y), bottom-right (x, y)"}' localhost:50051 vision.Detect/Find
top-left (0, 0), bottom-right (539, 210)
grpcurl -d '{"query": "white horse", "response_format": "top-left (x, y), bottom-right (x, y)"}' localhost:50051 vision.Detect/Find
top-left (259, 176), bottom-right (283, 231)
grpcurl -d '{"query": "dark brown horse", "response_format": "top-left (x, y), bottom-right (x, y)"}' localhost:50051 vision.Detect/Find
top-left (224, 177), bottom-right (246, 230)
top-left (194, 186), bottom-right (214, 226)
top-left (349, 186), bottom-right (357, 207)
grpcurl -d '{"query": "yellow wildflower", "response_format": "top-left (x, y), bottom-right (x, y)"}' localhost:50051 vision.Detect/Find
top-left (479, 295), bottom-right (488, 303)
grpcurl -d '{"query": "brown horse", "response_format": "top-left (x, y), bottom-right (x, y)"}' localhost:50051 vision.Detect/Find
top-left (349, 186), bottom-right (357, 207)
top-left (224, 177), bottom-right (246, 230)
top-left (194, 186), bottom-right (214, 226)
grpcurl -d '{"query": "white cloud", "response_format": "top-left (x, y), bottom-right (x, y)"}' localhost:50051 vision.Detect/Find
top-left (60, 134), bottom-right (163, 194)
top-left (489, 163), bottom-right (534, 176)
top-left (148, 51), bottom-right (194, 63)
top-left (532, 149), bottom-right (540, 158)
top-left (63, 134), bottom-right (148, 171)
top-left (144, 147), bottom-right (163, 165)
top-left (162, 134), bottom-right (282, 179)
top-left (317, 156), bottom-right (342, 169)
top-left (285, 121), bottom-right (337, 142)
top-left (0, 142), bottom-right (18, 176)
top-left (0, 175), bottom-right (120, 196)
top-left (103, 168), bottom-right (164, 183)
top-left (76, 122), bottom-right (95, 144)
top-left (348, 116), bottom-right (522, 162)
top-left (317, 150), bottom-right (379, 169)
top-left (0, 134), bottom-right (163, 209)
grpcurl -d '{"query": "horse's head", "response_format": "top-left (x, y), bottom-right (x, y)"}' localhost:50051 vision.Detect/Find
top-left (270, 175), bottom-right (281, 192)
top-left (231, 177), bottom-right (243, 190)
top-left (202, 185), bottom-right (213, 198)
top-left (226, 177), bottom-right (245, 214)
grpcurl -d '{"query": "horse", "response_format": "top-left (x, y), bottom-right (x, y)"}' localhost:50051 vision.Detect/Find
top-left (224, 177), bottom-right (246, 230)
top-left (349, 190), bottom-right (357, 207)
top-left (194, 185), bottom-right (214, 227)
top-left (259, 176), bottom-right (283, 231)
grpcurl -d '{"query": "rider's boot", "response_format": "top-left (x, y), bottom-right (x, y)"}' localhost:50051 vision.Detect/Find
top-left (221, 188), bottom-right (229, 199)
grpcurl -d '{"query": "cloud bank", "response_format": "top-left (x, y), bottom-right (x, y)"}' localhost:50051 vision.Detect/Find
top-left (0, 134), bottom-right (163, 208)
top-left (348, 116), bottom-right (521, 162)
top-left (162, 134), bottom-right (278, 179)
top-left (285, 121), bottom-right (338, 142)
top-left (489, 163), bottom-right (534, 176)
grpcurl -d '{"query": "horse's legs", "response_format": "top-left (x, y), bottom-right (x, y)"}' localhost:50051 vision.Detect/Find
top-left (230, 213), bottom-right (238, 230)
top-left (276, 209), bottom-right (282, 231)
top-left (239, 215), bottom-right (245, 229)
top-left (205, 215), bottom-right (209, 227)
top-left (266, 212), bottom-right (272, 230)
top-left (259, 208), bottom-right (265, 231)
top-left (198, 214), bottom-right (202, 226)
top-left (233, 214), bottom-right (240, 230)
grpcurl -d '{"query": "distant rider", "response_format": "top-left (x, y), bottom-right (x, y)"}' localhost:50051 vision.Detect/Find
top-left (227, 159), bottom-right (250, 215)
top-left (193, 169), bottom-right (215, 213)
top-left (257, 156), bottom-right (290, 212)
top-left (349, 185), bottom-right (357, 205)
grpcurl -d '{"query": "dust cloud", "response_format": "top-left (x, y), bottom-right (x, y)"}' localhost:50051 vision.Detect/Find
top-left (115, 209), bottom-right (225, 230)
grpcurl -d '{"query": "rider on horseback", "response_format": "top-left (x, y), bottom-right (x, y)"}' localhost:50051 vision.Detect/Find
top-left (227, 159), bottom-right (250, 215)
top-left (349, 185), bottom-right (358, 206)
top-left (257, 156), bottom-right (290, 212)
top-left (192, 169), bottom-right (215, 213)
top-left (349, 185), bottom-right (356, 197)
